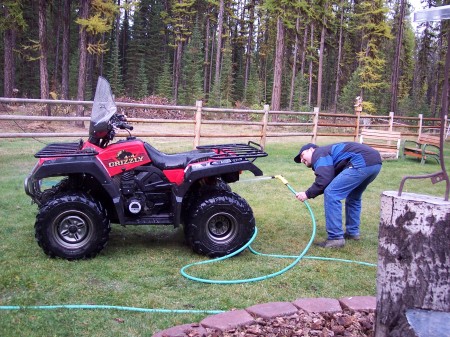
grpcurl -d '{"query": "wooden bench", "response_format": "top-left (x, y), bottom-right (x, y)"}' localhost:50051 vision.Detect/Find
top-left (359, 129), bottom-right (402, 160)
top-left (402, 134), bottom-right (441, 164)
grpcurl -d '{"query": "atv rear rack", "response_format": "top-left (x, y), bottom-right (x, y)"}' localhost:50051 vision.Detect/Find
top-left (34, 141), bottom-right (98, 158)
top-left (196, 141), bottom-right (267, 162)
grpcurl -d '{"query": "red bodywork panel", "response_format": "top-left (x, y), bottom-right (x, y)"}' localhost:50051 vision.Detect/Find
top-left (82, 140), bottom-right (187, 185)
top-left (83, 140), bottom-right (151, 177)
top-left (163, 169), bottom-right (185, 185)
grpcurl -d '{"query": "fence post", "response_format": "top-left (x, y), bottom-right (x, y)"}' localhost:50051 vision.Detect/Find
top-left (354, 110), bottom-right (361, 141)
top-left (446, 115), bottom-right (449, 139)
top-left (312, 107), bottom-right (319, 143)
top-left (194, 100), bottom-right (203, 148)
top-left (418, 114), bottom-right (423, 137)
top-left (389, 111), bottom-right (394, 131)
top-left (354, 96), bottom-right (362, 141)
top-left (260, 105), bottom-right (269, 149)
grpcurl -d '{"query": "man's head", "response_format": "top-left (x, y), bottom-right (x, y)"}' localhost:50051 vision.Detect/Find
top-left (294, 143), bottom-right (318, 167)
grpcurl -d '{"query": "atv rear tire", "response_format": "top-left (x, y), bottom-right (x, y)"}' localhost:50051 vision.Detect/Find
top-left (35, 193), bottom-right (110, 260)
top-left (185, 191), bottom-right (255, 257)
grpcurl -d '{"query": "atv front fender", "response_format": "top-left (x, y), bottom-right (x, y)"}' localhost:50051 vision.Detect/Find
top-left (25, 156), bottom-right (126, 223)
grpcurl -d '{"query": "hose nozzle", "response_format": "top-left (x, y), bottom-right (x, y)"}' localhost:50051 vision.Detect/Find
top-left (274, 175), bottom-right (289, 185)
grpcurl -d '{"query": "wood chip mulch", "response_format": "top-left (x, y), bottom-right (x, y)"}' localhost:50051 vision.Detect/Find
top-left (201, 309), bottom-right (375, 337)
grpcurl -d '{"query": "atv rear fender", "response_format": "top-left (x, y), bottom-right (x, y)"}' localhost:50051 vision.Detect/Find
top-left (171, 159), bottom-right (263, 227)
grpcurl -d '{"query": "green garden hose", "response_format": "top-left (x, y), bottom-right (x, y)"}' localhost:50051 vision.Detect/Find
top-left (180, 175), bottom-right (376, 284)
top-left (0, 175), bottom-right (376, 315)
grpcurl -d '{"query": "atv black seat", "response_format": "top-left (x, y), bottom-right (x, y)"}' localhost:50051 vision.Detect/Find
top-left (144, 144), bottom-right (216, 170)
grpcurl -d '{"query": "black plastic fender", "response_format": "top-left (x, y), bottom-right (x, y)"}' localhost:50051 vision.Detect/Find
top-left (172, 159), bottom-right (263, 227)
top-left (26, 156), bottom-right (126, 223)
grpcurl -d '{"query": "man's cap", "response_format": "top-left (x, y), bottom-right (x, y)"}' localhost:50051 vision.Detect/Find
top-left (294, 143), bottom-right (318, 163)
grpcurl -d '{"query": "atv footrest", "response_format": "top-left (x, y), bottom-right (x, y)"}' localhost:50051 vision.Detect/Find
top-left (196, 141), bottom-right (267, 162)
top-left (35, 142), bottom-right (98, 158)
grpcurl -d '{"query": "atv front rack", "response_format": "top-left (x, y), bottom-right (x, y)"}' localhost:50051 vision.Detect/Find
top-left (34, 141), bottom-right (98, 158)
top-left (196, 141), bottom-right (267, 162)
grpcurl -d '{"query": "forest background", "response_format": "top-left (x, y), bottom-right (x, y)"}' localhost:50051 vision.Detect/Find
top-left (1, 0), bottom-right (449, 118)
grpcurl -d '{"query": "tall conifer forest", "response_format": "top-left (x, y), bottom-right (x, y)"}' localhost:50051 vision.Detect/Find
top-left (1, 0), bottom-right (449, 117)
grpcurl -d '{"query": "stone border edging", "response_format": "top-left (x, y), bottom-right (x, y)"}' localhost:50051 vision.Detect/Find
top-left (152, 296), bottom-right (376, 337)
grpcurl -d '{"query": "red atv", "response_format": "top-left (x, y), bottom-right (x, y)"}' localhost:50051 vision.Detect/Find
top-left (24, 77), bottom-right (267, 260)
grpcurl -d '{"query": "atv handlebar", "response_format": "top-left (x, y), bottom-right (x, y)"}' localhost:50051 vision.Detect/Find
top-left (112, 114), bottom-right (133, 131)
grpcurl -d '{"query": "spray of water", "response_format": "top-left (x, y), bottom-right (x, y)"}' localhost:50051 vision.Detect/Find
top-left (237, 176), bottom-right (275, 183)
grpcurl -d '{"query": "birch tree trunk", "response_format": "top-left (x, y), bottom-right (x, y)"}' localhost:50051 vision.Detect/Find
top-left (375, 191), bottom-right (450, 336)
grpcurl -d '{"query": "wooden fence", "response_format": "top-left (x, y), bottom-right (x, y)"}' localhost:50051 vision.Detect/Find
top-left (0, 97), bottom-right (446, 149)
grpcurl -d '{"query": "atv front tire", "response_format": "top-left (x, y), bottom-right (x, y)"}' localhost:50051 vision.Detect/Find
top-left (35, 193), bottom-right (110, 260)
top-left (185, 191), bottom-right (255, 257)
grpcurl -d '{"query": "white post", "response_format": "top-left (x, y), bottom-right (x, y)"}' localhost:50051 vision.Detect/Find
top-left (194, 100), bottom-right (203, 148)
top-left (260, 105), bottom-right (270, 149)
top-left (418, 114), bottom-right (423, 137)
top-left (312, 107), bottom-right (319, 143)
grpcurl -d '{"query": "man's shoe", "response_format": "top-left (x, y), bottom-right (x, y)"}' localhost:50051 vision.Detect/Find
top-left (344, 233), bottom-right (360, 241)
top-left (315, 239), bottom-right (345, 248)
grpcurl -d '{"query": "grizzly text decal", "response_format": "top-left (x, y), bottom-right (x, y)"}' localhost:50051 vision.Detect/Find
top-left (108, 150), bottom-right (144, 167)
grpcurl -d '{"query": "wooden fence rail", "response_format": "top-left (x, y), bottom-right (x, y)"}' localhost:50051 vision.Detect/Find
top-left (0, 97), bottom-right (446, 149)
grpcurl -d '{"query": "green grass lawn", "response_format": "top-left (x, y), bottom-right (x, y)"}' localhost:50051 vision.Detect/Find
top-left (0, 137), bottom-right (448, 336)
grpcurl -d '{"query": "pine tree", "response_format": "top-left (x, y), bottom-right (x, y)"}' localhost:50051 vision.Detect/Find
top-left (354, 0), bottom-right (392, 113)
top-left (1, 0), bottom-right (27, 97)
top-left (245, 67), bottom-right (264, 106)
top-left (155, 61), bottom-right (173, 100)
top-left (135, 58), bottom-right (149, 99)
top-left (179, 20), bottom-right (204, 105)
top-left (293, 72), bottom-right (309, 111)
top-left (220, 39), bottom-right (234, 107)
top-left (106, 37), bottom-right (124, 97)
top-left (338, 68), bottom-right (362, 113)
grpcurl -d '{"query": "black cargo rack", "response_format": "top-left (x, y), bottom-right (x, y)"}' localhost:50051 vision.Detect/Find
top-left (34, 142), bottom-right (98, 158)
top-left (196, 141), bottom-right (268, 162)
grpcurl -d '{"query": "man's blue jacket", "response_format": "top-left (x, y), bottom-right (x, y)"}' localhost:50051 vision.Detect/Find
top-left (305, 142), bottom-right (382, 199)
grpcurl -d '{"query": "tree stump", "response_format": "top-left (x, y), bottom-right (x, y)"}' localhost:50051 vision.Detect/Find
top-left (375, 191), bottom-right (450, 337)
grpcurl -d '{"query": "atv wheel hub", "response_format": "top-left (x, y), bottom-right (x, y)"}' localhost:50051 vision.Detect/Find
top-left (207, 213), bottom-right (237, 241)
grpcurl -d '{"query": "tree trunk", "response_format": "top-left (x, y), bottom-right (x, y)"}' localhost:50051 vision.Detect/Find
top-left (244, 0), bottom-right (255, 98)
top-left (333, 0), bottom-right (345, 113)
top-left (3, 6), bottom-right (15, 98)
top-left (173, 39), bottom-right (182, 103)
top-left (38, 0), bottom-right (50, 115)
top-left (308, 22), bottom-right (314, 108)
top-left (214, 0), bottom-right (225, 86)
top-left (76, 0), bottom-right (89, 124)
top-left (61, 0), bottom-right (71, 100)
top-left (375, 191), bottom-right (450, 337)
top-left (203, 14), bottom-right (211, 96)
top-left (389, 0), bottom-right (406, 113)
top-left (288, 17), bottom-right (300, 110)
top-left (271, 17), bottom-right (284, 112)
top-left (317, 11), bottom-right (327, 110)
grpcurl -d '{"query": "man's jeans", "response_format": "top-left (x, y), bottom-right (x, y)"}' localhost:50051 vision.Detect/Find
top-left (323, 164), bottom-right (382, 240)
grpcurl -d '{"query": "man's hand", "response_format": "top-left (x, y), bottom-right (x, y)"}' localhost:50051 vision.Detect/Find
top-left (296, 192), bottom-right (308, 202)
